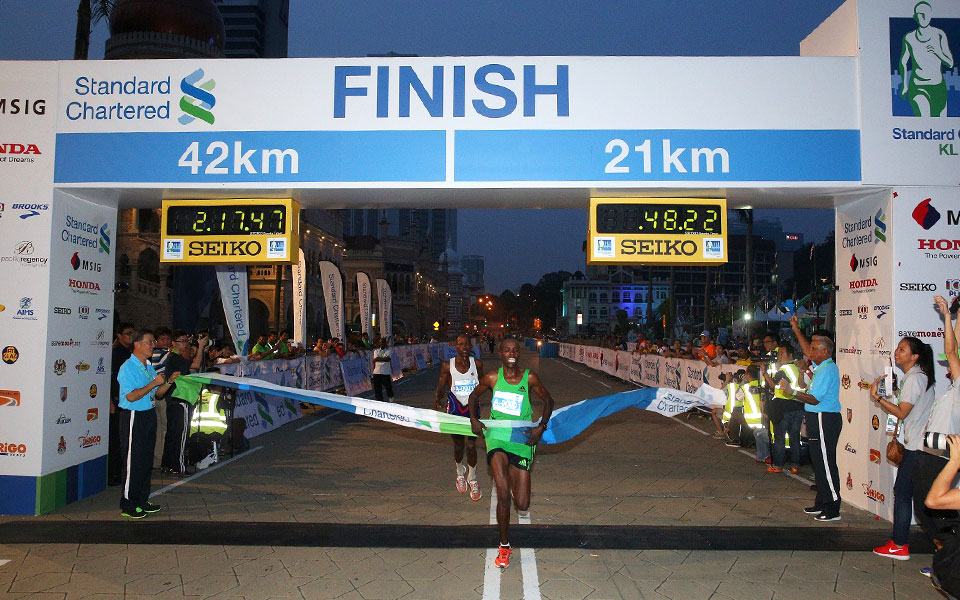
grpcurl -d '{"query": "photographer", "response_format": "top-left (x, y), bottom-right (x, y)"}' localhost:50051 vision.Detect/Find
top-left (869, 336), bottom-right (936, 561)
top-left (913, 296), bottom-right (960, 553)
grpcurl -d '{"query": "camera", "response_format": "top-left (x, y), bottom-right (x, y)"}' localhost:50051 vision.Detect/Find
top-left (924, 432), bottom-right (951, 450)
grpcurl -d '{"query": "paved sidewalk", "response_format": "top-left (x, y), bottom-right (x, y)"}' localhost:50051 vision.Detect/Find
top-left (0, 350), bottom-right (945, 599)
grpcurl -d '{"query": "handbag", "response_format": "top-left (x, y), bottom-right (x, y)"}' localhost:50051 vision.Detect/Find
top-left (886, 419), bottom-right (905, 465)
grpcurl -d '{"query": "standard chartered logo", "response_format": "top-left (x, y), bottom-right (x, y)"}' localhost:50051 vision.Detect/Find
top-left (99, 224), bottom-right (111, 254)
top-left (178, 68), bottom-right (216, 125)
top-left (874, 208), bottom-right (887, 243)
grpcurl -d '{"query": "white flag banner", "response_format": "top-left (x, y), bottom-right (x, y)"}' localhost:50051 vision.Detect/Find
top-left (356, 271), bottom-right (373, 337)
top-left (319, 260), bottom-right (344, 342)
top-left (291, 248), bottom-right (306, 348)
top-left (215, 265), bottom-right (251, 358)
top-left (376, 278), bottom-right (392, 341)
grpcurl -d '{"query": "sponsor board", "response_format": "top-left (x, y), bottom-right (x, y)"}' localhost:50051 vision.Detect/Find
top-left (0, 389), bottom-right (21, 406)
top-left (1, 240), bottom-right (48, 268)
top-left (78, 430), bottom-right (101, 448)
top-left (0, 441), bottom-right (27, 457)
top-left (13, 296), bottom-right (36, 320)
top-left (86, 408), bottom-right (98, 421)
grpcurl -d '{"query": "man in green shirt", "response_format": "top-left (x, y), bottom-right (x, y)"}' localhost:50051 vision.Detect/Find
top-left (469, 338), bottom-right (554, 569)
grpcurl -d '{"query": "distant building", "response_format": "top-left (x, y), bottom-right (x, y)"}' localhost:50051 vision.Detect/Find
top-left (461, 255), bottom-right (484, 289)
top-left (560, 270), bottom-right (668, 337)
top-left (216, 0), bottom-right (289, 58)
top-left (342, 209), bottom-right (457, 261)
top-left (105, 0), bottom-right (225, 59)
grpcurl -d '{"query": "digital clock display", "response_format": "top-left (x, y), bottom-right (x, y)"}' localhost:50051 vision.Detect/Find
top-left (595, 202), bottom-right (724, 235)
top-left (166, 205), bottom-right (287, 236)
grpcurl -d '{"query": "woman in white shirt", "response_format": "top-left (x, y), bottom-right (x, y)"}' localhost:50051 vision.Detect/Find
top-left (870, 336), bottom-right (937, 561)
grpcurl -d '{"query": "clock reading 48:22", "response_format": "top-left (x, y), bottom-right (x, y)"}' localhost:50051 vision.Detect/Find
top-left (166, 205), bottom-right (287, 236)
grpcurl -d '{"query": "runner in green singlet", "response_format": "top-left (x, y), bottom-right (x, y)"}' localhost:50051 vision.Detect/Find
top-left (469, 337), bottom-right (555, 569)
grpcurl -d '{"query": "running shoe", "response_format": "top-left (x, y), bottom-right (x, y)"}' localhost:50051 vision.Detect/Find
top-left (920, 567), bottom-right (932, 578)
top-left (764, 457), bottom-right (772, 464)
top-left (494, 545), bottom-right (512, 568)
top-left (469, 479), bottom-right (482, 501)
top-left (767, 466), bottom-right (783, 473)
top-left (724, 440), bottom-right (741, 447)
top-left (788, 467), bottom-right (799, 474)
top-left (456, 474), bottom-right (467, 494)
top-left (121, 507), bottom-right (147, 519)
top-left (803, 506), bottom-right (822, 514)
top-left (140, 502), bottom-right (162, 514)
top-left (814, 513), bottom-right (841, 522)
top-left (872, 540), bottom-right (909, 560)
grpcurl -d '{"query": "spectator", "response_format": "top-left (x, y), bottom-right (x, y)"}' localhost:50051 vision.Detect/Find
top-left (914, 296), bottom-right (960, 552)
top-left (117, 329), bottom-right (178, 518)
top-left (150, 326), bottom-right (173, 469)
top-left (160, 330), bottom-right (201, 477)
top-left (371, 337), bottom-right (395, 403)
top-left (214, 342), bottom-right (240, 364)
top-left (108, 322), bottom-right (135, 486)
top-left (697, 331), bottom-right (717, 360)
top-left (870, 336), bottom-right (937, 560)
top-left (360, 331), bottom-right (372, 348)
top-left (274, 330), bottom-right (292, 358)
top-left (331, 338), bottom-right (346, 358)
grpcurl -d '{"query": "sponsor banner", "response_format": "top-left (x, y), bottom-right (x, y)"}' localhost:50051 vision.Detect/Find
top-left (320, 261), bottom-right (344, 343)
top-left (52, 57), bottom-right (857, 186)
top-left (291, 248), bottom-right (306, 348)
top-left (231, 370), bottom-right (302, 437)
top-left (215, 264), bottom-right (251, 357)
top-left (40, 190), bottom-right (116, 475)
top-left (356, 272), bottom-right (373, 337)
top-left (376, 278), bottom-right (392, 341)
top-left (835, 191), bottom-right (895, 520)
top-left (858, 1), bottom-right (960, 185)
top-left (340, 357), bottom-right (373, 397)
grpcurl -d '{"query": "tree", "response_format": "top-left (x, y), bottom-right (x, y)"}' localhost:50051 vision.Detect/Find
top-left (75, 0), bottom-right (114, 60)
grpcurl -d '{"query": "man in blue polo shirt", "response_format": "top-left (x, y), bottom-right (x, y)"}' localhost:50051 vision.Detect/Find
top-left (117, 329), bottom-right (179, 519)
top-left (790, 316), bottom-right (843, 521)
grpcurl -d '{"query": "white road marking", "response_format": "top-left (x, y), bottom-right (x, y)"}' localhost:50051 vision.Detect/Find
top-left (482, 485), bottom-right (501, 600)
top-left (149, 446), bottom-right (263, 498)
top-left (516, 511), bottom-right (542, 600)
top-left (0, 560), bottom-right (10, 567)
top-left (296, 411), bottom-right (338, 431)
top-left (558, 361), bottom-right (611, 388)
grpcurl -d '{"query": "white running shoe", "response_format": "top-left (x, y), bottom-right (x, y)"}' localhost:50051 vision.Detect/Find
top-left (456, 474), bottom-right (467, 494)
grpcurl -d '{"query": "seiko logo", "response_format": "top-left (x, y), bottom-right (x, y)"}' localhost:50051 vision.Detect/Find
top-left (900, 282), bottom-right (936, 291)
top-left (188, 240), bottom-right (261, 256)
top-left (53, 306), bottom-right (71, 314)
top-left (838, 309), bottom-right (853, 316)
top-left (620, 239), bottom-right (697, 257)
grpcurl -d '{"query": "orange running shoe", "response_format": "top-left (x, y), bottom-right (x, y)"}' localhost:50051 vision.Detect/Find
top-left (469, 479), bottom-right (482, 501)
top-left (494, 545), bottom-right (512, 568)
top-left (767, 466), bottom-right (783, 473)
top-left (456, 474), bottom-right (467, 494)
top-left (789, 467), bottom-right (799, 474)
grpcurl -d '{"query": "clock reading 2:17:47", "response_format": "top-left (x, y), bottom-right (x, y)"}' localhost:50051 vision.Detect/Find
top-left (166, 205), bottom-right (287, 235)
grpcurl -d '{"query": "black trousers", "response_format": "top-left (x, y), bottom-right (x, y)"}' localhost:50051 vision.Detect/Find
top-left (912, 450), bottom-right (960, 543)
top-left (372, 374), bottom-right (394, 402)
top-left (807, 411), bottom-right (843, 516)
top-left (119, 408), bottom-right (156, 512)
top-left (161, 400), bottom-right (193, 473)
top-left (108, 406), bottom-right (123, 484)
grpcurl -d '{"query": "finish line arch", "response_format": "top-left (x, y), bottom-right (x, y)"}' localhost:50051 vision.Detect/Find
top-left (2, 0), bottom-right (959, 519)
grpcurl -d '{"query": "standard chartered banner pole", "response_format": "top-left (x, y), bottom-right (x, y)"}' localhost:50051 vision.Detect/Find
top-left (215, 265), bottom-right (251, 359)
top-left (356, 272), bottom-right (373, 337)
top-left (376, 278), bottom-right (392, 341)
top-left (319, 261), bottom-right (344, 342)
top-left (291, 248), bottom-right (306, 348)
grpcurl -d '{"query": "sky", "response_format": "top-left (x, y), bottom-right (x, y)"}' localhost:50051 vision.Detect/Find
top-left (0, 0), bottom-right (844, 294)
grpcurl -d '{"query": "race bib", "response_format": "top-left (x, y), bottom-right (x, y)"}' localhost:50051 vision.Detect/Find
top-left (492, 390), bottom-right (524, 416)
top-left (452, 380), bottom-right (478, 403)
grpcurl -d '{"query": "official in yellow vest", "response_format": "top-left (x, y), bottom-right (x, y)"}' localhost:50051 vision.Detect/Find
top-left (763, 344), bottom-right (806, 473)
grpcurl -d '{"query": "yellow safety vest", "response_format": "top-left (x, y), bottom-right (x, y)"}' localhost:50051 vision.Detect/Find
top-left (742, 379), bottom-right (763, 428)
top-left (721, 380), bottom-right (739, 422)
top-left (774, 363), bottom-right (803, 399)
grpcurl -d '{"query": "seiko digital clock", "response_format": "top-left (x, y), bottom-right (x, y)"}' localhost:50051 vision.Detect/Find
top-left (160, 199), bottom-right (300, 264)
top-left (588, 197), bottom-right (728, 265)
